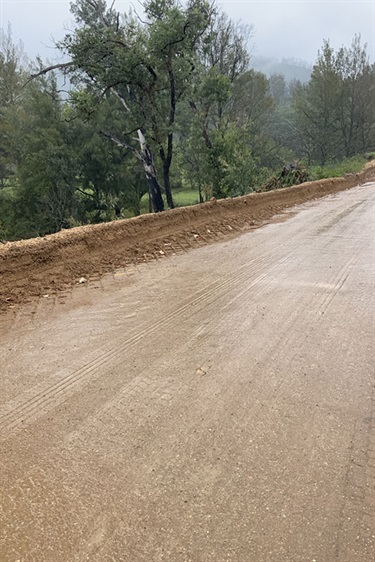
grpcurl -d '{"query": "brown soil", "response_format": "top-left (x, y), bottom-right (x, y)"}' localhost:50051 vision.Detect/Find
top-left (1, 162), bottom-right (374, 312)
top-left (1, 181), bottom-right (374, 561)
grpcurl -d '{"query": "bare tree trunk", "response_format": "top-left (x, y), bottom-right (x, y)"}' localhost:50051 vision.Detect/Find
top-left (137, 130), bottom-right (164, 213)
top-left (147, 176), bottom-right (164, 213)
top-left (101, 129), bottom-right (164, 214)
top-left (103, 91), bottom-right (164, 213)
top-left (163, 163), bottom-right (174, 209)
top-left (158, 62), bottom-right (176, 210)
top-left (198, 183), bottom-right (204, 203)
top-left (160, 134), bottom-right (175, 210)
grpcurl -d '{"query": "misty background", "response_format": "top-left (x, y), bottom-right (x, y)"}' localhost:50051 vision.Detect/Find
top-left (1, 0), bottom-right (374, 80)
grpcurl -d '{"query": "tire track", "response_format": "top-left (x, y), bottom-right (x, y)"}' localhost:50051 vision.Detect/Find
top-left (0, 193), bottom-right (367, 441)
top-left (0, 243), bottom-right (300, 440)
top-left (1, 186), bottom-right (374, 562)
top-left (57, 247), bottom-right (312, 448)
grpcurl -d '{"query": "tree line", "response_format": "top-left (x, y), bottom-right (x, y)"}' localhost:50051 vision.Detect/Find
top-left (0, 0), bottom-right (374, 240)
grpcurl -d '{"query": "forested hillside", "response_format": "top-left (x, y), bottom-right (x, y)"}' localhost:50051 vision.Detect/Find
top-left (252, 56), bottom-right (312, 84)
top-left (0, 0), bottom-right (374, 241)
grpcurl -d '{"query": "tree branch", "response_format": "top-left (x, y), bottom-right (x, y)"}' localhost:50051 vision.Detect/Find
top-left (100, 131), bottom-right (142, 161)
top-left (23, 61), bottom-right (74, 88)
top-left (110, 87), bottom-right (131, 112)
top-left (76, 186), bottom-right (96, 199)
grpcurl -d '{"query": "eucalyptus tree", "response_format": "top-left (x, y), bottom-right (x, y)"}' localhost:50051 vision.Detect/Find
top-left (185, 10), bottom-right (259, 197)
top-left (70, 98), bottom-right (149, 220)
top-left (190, 10), bottom-right (252, 147)
top-left (6, 74), bottom-right (80, 238)
top-left (36, 0), bottom-right (212, 213)
top-left (334, 35), bottom-right (375, 156)
top-left (292, 41), bottom-right (341, 164)
top-left (229, 70), bottom-right (274, 159)
top-left (292, 36), bottom-right (374, 164)
top-left (0, 25), bottom-right (28, 185)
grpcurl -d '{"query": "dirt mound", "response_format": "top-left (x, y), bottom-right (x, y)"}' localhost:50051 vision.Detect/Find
top-left (1, 162), bottom-right (374, 312)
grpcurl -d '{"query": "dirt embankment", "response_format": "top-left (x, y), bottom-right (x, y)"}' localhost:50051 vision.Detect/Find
top-left (1, 162), bottom-right (374, 311)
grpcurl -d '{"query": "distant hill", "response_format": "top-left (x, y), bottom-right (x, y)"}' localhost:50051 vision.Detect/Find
top-left (251, 56), bottom-right (312, 84)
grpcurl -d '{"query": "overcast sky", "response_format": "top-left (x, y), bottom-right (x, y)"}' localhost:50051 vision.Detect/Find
top-left (1, 0), bottom-right (374, 65)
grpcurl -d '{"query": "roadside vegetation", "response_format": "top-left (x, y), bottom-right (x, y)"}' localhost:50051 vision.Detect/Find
top-left (309, 156), bottom-right (368, 181)
top-left (0, 1), bottom-right (374, 240)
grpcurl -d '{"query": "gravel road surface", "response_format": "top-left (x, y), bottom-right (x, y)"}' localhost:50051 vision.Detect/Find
top-left (0, 183), bottom-right (374, 561)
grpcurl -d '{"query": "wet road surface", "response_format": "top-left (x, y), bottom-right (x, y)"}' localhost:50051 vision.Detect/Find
top-left (0, 183), bottom-right (374, 561)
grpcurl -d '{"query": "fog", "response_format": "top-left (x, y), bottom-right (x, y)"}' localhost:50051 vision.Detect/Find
top-left (1, 0), bottom-right (374, 64)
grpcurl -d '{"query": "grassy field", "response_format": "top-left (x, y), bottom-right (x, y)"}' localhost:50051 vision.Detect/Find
top-left (140, 186), bottom-right (201, 214)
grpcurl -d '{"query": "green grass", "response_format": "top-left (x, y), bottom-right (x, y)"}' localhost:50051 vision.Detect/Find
top-left (140, 186), bottom-right (201, 214)
top-left (309, 155), bottom-right (367, 181)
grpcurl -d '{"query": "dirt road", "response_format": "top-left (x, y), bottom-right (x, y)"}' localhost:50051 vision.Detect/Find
top-left (1, 183), bottom-right (374, 561)
top-left (2, 162), bottom-right (374, 312)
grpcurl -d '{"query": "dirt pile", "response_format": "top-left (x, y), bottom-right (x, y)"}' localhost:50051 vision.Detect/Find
top-left (1, 162), bottom-right (374, 311)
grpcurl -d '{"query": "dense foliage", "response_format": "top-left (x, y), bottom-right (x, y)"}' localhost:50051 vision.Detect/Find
top-left (0, 2), bottom-right (374, 240)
